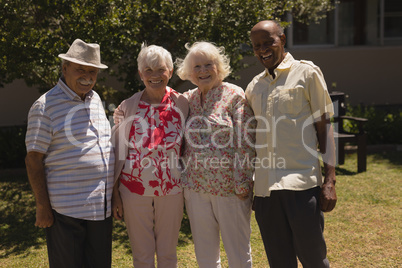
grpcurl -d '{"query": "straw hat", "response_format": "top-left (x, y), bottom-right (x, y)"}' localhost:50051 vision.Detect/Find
top-left (58, 39), bottom-right (108, 69)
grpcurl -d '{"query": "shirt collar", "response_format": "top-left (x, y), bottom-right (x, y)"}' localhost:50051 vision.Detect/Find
top-left (263, 52), bottom-right (294, 78)
top-left (165, 86), bottom-right (173, 95)
top-left (57, 78), bottom-right (94, 101)
top-left (161, 86), bottom-right (173, 103)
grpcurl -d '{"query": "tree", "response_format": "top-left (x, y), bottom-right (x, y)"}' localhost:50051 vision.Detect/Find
top-left (0, 0), bottom-right (332, 103)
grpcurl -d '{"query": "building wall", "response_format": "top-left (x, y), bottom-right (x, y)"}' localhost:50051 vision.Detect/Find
top-left (0, 80), bottom-right (41, 127)
top-left (1, 46), bottom-right (401, 127)
top-left (224, 45), bottom-right (402, 106)
top-left (289, 45), bottom-right (402, 106)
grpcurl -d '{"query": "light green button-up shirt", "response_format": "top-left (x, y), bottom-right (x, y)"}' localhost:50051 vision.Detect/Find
top-left (245, 53), bottom-right (334, 197)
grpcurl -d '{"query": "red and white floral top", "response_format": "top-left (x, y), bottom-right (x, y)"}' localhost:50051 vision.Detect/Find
top-left (119, 88), bottom-right (183, 196)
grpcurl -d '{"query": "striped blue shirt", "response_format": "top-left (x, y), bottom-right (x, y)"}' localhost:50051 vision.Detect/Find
top-left (25, 79), bottom-right (115, 220)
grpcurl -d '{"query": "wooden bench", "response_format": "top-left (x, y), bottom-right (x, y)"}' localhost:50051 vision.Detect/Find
top-left (330, 91), bottom-right (368, 173)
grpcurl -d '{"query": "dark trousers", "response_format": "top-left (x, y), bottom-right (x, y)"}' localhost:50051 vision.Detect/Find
top-left (254, 187), bottom-right (329, 268)
top-left (45, 210), bottom-right (112, 268)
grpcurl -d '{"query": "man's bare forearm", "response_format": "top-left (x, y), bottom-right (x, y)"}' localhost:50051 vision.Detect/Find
top-left (25, 152), bottom-right (50, 207)
top-left (25, 152), bottom-right (54, 227)
top-left (315, 114), bottom-right (337, 212)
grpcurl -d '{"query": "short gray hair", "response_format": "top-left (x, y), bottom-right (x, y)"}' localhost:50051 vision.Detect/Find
top-left (61, 59), bottom-right (70, 68)
top-left (137, 43), bottom-right (173, 72)
top-left (176, 42), bottom-right (231, 83)
top-left (272, 20), bottom-right (284, 36)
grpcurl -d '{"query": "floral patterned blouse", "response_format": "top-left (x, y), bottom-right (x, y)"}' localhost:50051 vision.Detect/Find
top-left (120, 88), bottom-right (183, 196)
top-left (181, 82), bottom-right (256, 196)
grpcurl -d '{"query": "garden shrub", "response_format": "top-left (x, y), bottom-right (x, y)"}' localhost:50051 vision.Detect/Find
top-left (0, 125), bottom-right (27, 168)
top-left (344, 105), bottom-right (402, 145)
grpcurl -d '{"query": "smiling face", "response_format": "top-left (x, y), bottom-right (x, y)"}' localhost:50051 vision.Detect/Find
top-left (139, 62), bottom-right (172, 92)
top-left (190, 53), bottom-right (222, 92)
top-left (62, 62), bottom-right (99, 100)
top-left (250, 21), bottom-right (286, 74)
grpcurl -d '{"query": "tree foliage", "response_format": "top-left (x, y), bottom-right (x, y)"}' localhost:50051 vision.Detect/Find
top-left (0, 0), bottom-right (332, 102)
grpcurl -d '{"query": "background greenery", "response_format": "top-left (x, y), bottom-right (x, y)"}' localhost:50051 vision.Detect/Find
top-left (1, 151), bottom-right (401, 267)
top-left (1, 0), bottom-right (332, 102)
top-left (345, 105), bottom-right (402, 145)
top-left (0, 126), bottom-right (27, 169)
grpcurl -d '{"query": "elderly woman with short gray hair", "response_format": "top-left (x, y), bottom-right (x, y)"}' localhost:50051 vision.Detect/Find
top-left (176, 41), bottom-right (255, 268)
top-left (112, 43), bottom-right (188, 267)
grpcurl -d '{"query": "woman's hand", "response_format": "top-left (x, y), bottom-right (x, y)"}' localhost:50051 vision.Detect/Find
top-left (113, 106), bottom-right (124, 125)
top-left (236, 191), bottom-right (251, 201)
top-left (112, 188), bottom-right (124, 220)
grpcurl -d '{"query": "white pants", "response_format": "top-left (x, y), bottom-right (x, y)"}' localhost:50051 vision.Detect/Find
top-left (120, 185), bottom-right (184, 268)
top-left (184, 189), bottom-right (252, 268)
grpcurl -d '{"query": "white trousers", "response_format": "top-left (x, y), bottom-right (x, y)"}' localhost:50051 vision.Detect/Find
top-left (184, 189), bottom-right (252, 268)
top-left (120, 185), bottom-right (184, 268)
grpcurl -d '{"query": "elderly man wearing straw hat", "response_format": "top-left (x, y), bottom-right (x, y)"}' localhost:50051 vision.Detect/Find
top-left (25, 39), bottom-right (114, 268)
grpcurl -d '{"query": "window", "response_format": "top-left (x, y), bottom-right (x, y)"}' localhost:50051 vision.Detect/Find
top-left (383, 0), bottom-right (402, 43)
top-left (287, 0), bottom-right (402, 47)
top-left (290, 10), bottom-right (335, 46)
top-left (338, 0), bottom-right (366, 46)
top-left (292, 11), bottom-right (335, 46)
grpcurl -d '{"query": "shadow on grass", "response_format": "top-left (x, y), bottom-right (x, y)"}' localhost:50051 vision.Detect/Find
top-left (334, 150), bottom-right (402, 176)
top-left (370, 150), bottom-right (402, 167)
top-left (0, 169), bottom-right (45, 258)
top-left (178, 208), bottom-right (193, 246)
top-left (112, 219), bottom-right (132, 255)
top-left (334, 166), bottom-right (357, 176)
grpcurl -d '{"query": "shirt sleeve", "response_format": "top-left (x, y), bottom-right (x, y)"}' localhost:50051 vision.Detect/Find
top-left (306, 65), bottom-right (334, 119)
top-left (231, 88), bottom-right (256, 194)
top-left (25, 101), bottom-right (52, 154)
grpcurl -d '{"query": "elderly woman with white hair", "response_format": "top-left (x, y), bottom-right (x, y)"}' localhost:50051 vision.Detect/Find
top-left (112, 44), bottom-right (188, 267)
top-left (176, 42), bottom-right (256, 268)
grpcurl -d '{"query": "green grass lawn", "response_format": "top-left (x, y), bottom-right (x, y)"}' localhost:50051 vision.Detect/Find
top-left (1, 151), bottom-right (401, 267)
